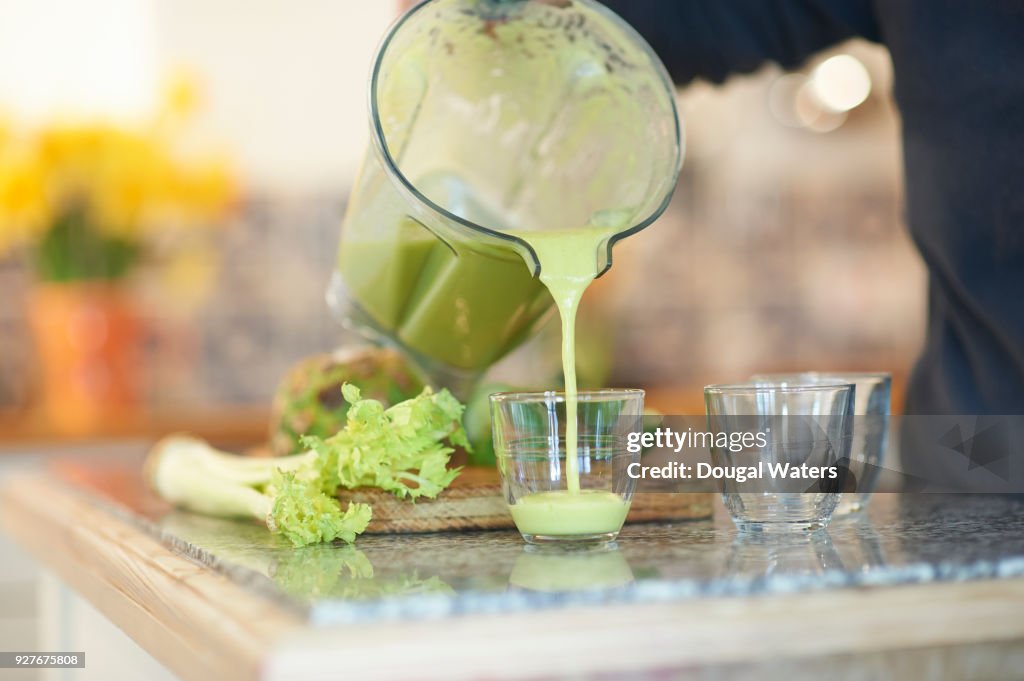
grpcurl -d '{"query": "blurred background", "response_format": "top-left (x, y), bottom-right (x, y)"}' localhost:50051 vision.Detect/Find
top-left (0, 2), bottom-right (924, 671)
top-left (0, 0), bottom-right (924, 440)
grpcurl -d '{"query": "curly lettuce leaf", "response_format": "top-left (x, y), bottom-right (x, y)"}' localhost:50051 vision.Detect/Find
top-left (302, 384), bottom-right (467, 501)
top-left (268, 470), bottom-right (372, 546)
top-left (150, 383), bottom-right (468, 548)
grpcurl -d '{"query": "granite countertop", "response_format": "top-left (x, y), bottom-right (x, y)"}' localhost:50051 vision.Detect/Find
top-left (5, 455), bottom-right (1024, 680)
top-left (53, 455), bottom-right (1024, 625)
top-left (159, 495), bottom-right (1024, 623)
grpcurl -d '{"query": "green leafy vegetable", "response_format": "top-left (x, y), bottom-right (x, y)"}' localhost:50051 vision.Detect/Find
top-left (267, 471), bottom-right (373, 546)
top-left (301, 384), bottom-right (468, 501)
top-left (146, 385), bottom-right (468, 546)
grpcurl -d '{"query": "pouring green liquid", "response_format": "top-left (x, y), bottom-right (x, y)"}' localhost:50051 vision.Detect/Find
top-left (510, 228), bottom-right (630, 538)
top-left (527, 230), bottom-right (596, 494)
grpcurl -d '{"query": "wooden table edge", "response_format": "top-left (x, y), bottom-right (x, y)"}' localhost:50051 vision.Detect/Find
top-left (3, 471), bottom-right (1024, 681)
top-left (0, 472), bottom-right (302, 681)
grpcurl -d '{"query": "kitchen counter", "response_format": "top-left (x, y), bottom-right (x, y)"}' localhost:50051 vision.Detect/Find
top-left (0, 406), bottom-right (269, 447)
top-left (2, 454), bottom-right (1024, 680)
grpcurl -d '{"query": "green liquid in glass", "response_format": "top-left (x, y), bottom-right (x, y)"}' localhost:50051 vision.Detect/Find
top-left (510, 228), bottom-right (631, 538)
top-left (508, 490), bottom-right (629, 537)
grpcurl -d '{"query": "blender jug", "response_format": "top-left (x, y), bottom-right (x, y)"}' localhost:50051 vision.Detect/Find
top-left (329, 0), bottom-right (682, 394)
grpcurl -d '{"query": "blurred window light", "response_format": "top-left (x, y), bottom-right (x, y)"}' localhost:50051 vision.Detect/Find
top-left (767, 73), bottom-right (808, 128)
top-left (809, 55), bottom-right (872, 113)
top-left (0, 0), bottom-right (158, 122)
top-left (768, 72), bottom-right (848, 133)
top-left (795, 81), bottom-right (847, 133)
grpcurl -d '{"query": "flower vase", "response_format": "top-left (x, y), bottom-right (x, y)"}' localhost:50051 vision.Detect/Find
top-left (27, 282), bottom-right (143, 435)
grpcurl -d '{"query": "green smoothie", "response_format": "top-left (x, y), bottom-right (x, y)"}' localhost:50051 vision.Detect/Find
top-left (509, 227), bottom-right (631, 539)
top-left (508, 490), bottom-right (630, 538)
top-left (338, 173), bottom-right (552, 373)
top-left (522, 229), bottom-right (605, 494)
top-left (341, 235), bottom-right (549, 371)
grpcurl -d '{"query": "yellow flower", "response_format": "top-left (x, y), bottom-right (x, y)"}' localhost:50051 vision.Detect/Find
top-left (0, 141), bottom-right (51, 255)
top-left (171, 156), bottom-right (236, 224)
top-left (161, 67), bottom-right (203, 120)
top-left (87, 128), bottom-right (166, 237)
top-left (0, 65), bottom-right (236, 272)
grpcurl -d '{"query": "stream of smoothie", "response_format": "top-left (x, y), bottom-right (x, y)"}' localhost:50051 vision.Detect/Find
top-left (508, 229), bottom-right (630, 537)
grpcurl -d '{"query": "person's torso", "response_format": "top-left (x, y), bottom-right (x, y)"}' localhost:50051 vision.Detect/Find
top-left (877, 0), bottom-right (1024, 413)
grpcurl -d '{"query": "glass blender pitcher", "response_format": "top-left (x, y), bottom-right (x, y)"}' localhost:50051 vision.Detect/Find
top-left (329, 0), bottom-right (683, 395)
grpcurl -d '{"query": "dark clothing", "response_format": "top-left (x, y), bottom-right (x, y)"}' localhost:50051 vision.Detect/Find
top-left (603, 1), bottom-right (1024, 490)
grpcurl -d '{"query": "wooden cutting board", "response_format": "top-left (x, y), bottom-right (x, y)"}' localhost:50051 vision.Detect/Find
top-left (343, 467), bottom-right (713, 534)
top-left (54, 457), bottom-right (712, 535)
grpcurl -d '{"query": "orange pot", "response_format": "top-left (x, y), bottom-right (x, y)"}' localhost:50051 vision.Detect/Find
top-left (27, 283), bottom-right (143, 435)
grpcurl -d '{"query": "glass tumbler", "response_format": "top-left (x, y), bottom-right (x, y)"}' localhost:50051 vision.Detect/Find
top-left (490, 390), bottom-right (643, 544)
top-left (751, 372), bottom-right (891, 514)
top-left (704, 382), bottom-right (855, 533)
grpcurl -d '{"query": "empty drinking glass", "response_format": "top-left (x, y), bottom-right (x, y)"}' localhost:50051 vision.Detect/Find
top-left (751, 372), bottom-right (891, 514)
top-left (704, 382), bottom-right (855, 533)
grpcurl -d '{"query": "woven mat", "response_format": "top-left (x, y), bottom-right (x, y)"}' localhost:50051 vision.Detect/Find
top-left (341, 468), bottom-right (712, 534)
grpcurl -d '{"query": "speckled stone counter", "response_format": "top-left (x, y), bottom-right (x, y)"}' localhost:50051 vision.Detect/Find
top-left (180, 496), bottom-right (1024, 624)
top-left (5, 457), bottom-right (1024, 681)
top-left (60, 456), bottom-right (1024, 625)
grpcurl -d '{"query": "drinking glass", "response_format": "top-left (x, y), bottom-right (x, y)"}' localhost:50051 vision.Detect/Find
top-left (704, 382), bottom-right (855, 533)
top-left (751, 372), bottom-right (891, 514)
top-left (490, 390), bottom-right (643, 544)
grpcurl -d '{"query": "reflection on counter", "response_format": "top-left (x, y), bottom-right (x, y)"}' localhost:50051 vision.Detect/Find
top-left (270, 546), bottom-right (454, 603)
top-left (161, 511), bottom-right (456, 603)
top-left (509, 544), bottom-right (634, 593)
top-left (832, 514), bottom-right (888, 572)
top-left (723, 530), bottom-right (845, 579)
